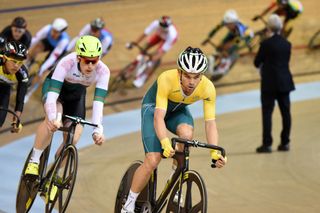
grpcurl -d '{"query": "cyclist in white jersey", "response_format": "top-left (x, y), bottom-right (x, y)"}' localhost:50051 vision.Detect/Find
top-left (24, 18), bottom-right (70, 103)
top-left (67, 18), bottom-right (113, 58)
top-left (126, 16), bottom-right (178, 88)
top-left (24, 35), bottom-right (110, 177)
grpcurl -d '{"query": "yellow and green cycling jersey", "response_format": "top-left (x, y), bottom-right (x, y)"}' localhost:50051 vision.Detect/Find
top-left (142, 69), bottom-right (216, 121)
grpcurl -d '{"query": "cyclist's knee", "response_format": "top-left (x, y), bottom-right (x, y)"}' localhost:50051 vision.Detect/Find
top-left (176, 124), bottom-right (193, 140)
top-left (143, 153), bottom-right (161, 172)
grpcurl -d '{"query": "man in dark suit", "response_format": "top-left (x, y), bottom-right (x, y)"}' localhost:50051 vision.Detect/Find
top-left (254, 14), bottom-right (295, 153)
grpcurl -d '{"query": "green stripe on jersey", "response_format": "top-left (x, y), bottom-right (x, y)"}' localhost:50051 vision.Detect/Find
top-left (48, 79), bottom-right (63, 94)
top-left (94, 88), bottom-right (108, 102)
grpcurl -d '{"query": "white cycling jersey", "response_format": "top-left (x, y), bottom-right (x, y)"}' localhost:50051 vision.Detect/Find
top-left (45, 52), bottom-right (110, 134)
top-left (31, 25), bottom-right (69, 75)
top-left (144, 20), bottom-right (178, 52)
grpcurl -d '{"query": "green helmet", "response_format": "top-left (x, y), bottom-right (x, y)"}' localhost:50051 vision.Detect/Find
top-left (76, 35), bottom-right (102, 57)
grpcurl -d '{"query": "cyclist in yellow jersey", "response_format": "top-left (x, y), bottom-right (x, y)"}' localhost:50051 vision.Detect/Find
top-left (0, 41), bottom-right (28, 132)
top-left (121, 47), bottom-right (227, 213)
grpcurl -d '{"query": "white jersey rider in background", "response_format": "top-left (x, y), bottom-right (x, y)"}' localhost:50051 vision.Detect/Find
top-left (67, 18), bottom-right (113, 58)
top-left (24, 18), bottom-right (69, 103)
top-left (24, 36), bottom-right (110, 192)
top-left (126, 16), bottom-right (178, 88)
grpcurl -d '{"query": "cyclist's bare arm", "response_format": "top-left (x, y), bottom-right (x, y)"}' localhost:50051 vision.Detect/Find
top-left (154, 108), bottom-right (167, 141)
top-left (208, 23), bottom-right (223, 39)
top-left (205, 119), bottom-right (218, 146)
top-left (253, 2), bottom-right (277, 20)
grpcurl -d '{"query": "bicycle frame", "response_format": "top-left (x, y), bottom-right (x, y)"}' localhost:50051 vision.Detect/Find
top-left (37, 116), bottom-right (79, 193)
top-left (17, 114), bottom-right (98, 213)
top-left (146, 138), bottom-right (226, 213)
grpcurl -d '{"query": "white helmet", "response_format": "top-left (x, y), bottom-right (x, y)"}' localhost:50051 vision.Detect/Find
top-left (177, 47), bottom-right (208, 74)
top-left (223, 9), bottom-right (239, 24)
top-left (52, 18), bottom-right (68, 32)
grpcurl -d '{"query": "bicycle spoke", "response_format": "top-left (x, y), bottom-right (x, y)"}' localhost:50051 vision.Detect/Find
top-left (45, 145), bottom-right (78, 213)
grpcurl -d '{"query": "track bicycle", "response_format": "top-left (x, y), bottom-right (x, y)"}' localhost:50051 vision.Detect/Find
top-left (308, 29), bottom-right (320, 50)
top-left (114, 137), bottom-right (226, 213)
top-left (108, 42), bottom-right (161, 93)
top-left (16, 114), bottom-right (98, 213)
top-left (202, 38), bottom-right (244, 82)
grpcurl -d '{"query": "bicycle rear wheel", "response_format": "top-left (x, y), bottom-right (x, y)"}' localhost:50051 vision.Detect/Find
top-left (16, 147), bottom-right (49, 213)
top-left (114, 160), bottom-right (150, 213)
top-left (308, 30), bottom-right (320, 49)
top-left (45, 145), bottom-right (78, 213)
top-left (109, 62), bottom-right (138, 93)
top-left (166, 170), bottom-right (207, 213)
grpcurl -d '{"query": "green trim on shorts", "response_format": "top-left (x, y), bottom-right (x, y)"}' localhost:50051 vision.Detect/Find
top-left (48, 79), bottom-right (63, 94)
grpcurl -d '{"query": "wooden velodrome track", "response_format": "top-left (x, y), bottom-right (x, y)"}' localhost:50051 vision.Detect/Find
top-left (1, 0), bottom-right (320, 212)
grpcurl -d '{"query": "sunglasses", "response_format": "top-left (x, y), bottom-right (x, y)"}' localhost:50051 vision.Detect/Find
top-left (4, 55), bottom-right (24, 65)
top-left (12, 27), bottom-right (26, 34)
top-left (80, 57), bottom-right (99, 65)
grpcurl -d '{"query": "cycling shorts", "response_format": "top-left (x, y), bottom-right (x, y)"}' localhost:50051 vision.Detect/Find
top-left (42, 77), bottom-right (86, 121)
top-left (141, 103), bottom-right (194, 153)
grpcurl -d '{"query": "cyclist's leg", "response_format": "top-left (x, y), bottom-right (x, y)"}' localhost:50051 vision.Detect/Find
top-left (26, 101), bottom-right (63, 175)
top-left (122, 104), bottom-right (162, 212)
top-left (166, 108), bottom-right (194, 172)
top-left (0, 84), bottom-right (10, 127)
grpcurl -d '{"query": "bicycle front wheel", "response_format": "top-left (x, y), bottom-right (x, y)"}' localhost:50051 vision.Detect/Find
top-left (166, 170), bottom-right (207, 213)
top-left (45, 145), bottom-right (78, 213)
top-left (114, 160), bottom-right (146, 213)
top-left (16, 147), bottom-right (49, 213)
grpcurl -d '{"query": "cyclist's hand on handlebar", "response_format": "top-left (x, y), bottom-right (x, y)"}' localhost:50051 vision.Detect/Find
top-left (92, 133), bottom-right (105, 146)
top-left (160, 138), bottom-right (175, 158)
top-left (252, 15), bottom-right (261, 21)
top-left (46, 113), bottom-right (62, 132)
top-left (10, 122), bottom-right (22, 133)
top-left (211, 150), bottom-right (227, 168)
top-left (47, 119), bottom-right (62, 132)
top-left (126, 42), bottom-right (133, 49)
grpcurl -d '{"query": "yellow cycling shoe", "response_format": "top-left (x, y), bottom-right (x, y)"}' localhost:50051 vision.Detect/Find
top-left (45, 183), bottom-right (58, 203)
top-left (24, 162), bottom-right (39, 176)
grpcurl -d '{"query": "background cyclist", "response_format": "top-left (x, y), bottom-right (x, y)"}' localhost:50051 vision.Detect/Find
top-left (0, 41), bottom-right (28, 133)
top-left (24, 36), bottom-right (110, 192)
top-left (67, 17), bottom-right (113, 59)
top-left (0, 17), bottom-right (32, 52)
top-left (126, 15), bottom-right (178, 88)
top-left (252, 0), bottom-right (303, 38)
top-left (121, 47), bottom-right (227, 213)
top-left (202, 9), bottom-right (254, 76)
top-left (24, 18), bottom-right (69, 103)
